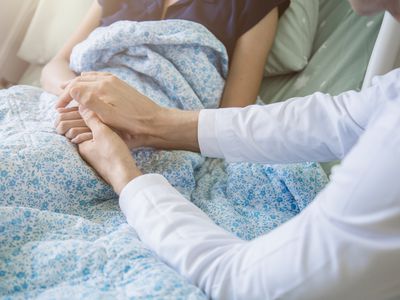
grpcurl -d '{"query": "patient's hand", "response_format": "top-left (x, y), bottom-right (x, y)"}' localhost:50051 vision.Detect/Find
top-left (55, 106), bottom-right (91, 140)
top-left (56, 105), bottom-right (142, 149)
top-left (76, 108), bottom-right (142, 194)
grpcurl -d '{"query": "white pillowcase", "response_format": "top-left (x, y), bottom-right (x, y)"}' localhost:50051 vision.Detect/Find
top-left (17, 0), bottom-right (93, 65)
top-left (265, 0), bottom-right (320, 76)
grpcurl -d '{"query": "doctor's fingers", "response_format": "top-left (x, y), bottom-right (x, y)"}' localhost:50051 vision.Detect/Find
top-left (56, 119), bottom-right (88, 135)
top-left (81, 71), bottom-right (114, 78)
top-left (56, 75), bottom-right (107, 108)
top-left (68, 82), bottom-right (112, 120)
top-left (60, 73), bottom-right (110, 90)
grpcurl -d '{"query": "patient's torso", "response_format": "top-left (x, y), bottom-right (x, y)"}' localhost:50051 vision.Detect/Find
top-left (97, 0), bottom-right (289, 58)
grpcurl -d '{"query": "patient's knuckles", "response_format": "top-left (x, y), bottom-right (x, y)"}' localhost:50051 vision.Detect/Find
top-left (78, 133), bottom-right (93, 145)
top-left (66, 128), bottom-right (79, 139)
top-left (58, 112), bottom-right (70, 122)
top-left (58, 122), bottom-right (70, 134)
top-left (56, 122), bottom-right (65, 134)
top-left (57, 121), bottom-right (78, 135)
top-left (65, 130), bottom-right (73, 139)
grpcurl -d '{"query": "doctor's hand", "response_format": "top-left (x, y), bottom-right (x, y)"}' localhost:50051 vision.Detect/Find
top-left (76, 108), bottom-right (142, 194)
top-left (57, 72), bottom-right (201, 152)
top-left (56, 72), bottom-right (164, 146)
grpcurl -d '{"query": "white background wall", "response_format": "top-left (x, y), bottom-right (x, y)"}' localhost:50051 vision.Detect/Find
top-left (362, 13), bottom-right (400, 88)
top-left (0, 0), bottom-right (38, 83)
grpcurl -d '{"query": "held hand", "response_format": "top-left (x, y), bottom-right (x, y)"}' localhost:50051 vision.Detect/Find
top-left (56, 72), bottom-right (165, 141)
top-left (55, 105), bottom-right (141, 149)
top-left (55, 106), bottom-right (91, 140)
top-left (77, 108), bottom-right (142, 194)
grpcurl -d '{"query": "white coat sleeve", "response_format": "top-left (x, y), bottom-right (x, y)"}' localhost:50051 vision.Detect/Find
top-left (120, 100), bottom-right (400, 299)
top-left (199, 69), bottom-right (400, 163)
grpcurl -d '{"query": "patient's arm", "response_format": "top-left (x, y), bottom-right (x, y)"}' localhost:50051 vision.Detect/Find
top-left (220, 8), bottom-right (278, 108)
top-left (41, 0), bottom-right (102, 96)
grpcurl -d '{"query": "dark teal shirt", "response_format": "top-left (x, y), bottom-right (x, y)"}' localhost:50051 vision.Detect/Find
top-left (98, 0), bottom-right (289, 58)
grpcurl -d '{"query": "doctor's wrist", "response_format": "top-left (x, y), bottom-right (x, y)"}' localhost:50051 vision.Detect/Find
top-left (147, 108), bottom-right (200, 152)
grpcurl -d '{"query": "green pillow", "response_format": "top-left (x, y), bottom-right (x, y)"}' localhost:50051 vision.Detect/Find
top-left (265, 0), bottom-right (319, 76)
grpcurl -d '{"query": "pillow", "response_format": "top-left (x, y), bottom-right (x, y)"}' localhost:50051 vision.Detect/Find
top-left (265, 0), bottom-right (319, 76)
top-left (17, 0), bottom-right (93, 65)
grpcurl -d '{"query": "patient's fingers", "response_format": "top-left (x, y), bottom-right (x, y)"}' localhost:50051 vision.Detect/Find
top-left (56, 106), bottom-right (79, 113)
top-left (56, 119), bottom-right (87, 135)
top-left (54, 106), bottom-right (81, 128)
top-left (55, 109), bottom-right (82, 127)
top-left (65, 127), bottom-right (91, 140)
top-left (71, 132), bottom-right (93, 144)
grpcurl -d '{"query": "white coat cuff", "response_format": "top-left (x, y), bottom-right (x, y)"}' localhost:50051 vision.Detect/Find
top-left (119, 174), bottom-right (170, 221)
top-left (198, 108), bottom-right (241, 159)
top-left (198, 109), bottom-right (223, 158)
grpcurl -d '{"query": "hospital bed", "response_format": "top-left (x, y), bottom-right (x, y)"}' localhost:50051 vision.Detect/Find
top-left (0, 0), bottom-right (399, 299)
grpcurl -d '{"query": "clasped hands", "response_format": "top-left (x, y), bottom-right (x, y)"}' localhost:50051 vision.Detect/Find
top-left (54, 72), bottom-right (163, 194)
top-left (55, 72), bottom-right (200, 193)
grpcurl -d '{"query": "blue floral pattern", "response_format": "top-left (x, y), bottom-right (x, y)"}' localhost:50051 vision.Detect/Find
top-left (0, 20), bottom-right (328, 299)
